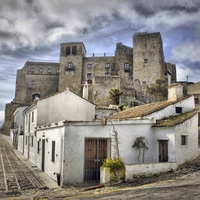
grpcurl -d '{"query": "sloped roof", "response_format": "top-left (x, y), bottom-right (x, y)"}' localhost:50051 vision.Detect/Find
top-left (108, 98), bottom-right (187, 120)
top-left (153, 110), bottom-right (197, 127)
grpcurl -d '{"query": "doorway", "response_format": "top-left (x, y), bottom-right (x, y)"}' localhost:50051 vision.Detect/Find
top-left (159, 140), bottom-right (168, 162)
top-left (41, 139), bottom-right (45, 171)
top-left (84, 138), bottom-right (109, 181)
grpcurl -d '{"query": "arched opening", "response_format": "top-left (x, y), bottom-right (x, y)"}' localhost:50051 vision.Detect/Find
top-left (66, 46), bottom-right (70, 55)
top-left (32, 93), bottom-right (40, 101)
top-left (72, 46), bottom-right (77, 55)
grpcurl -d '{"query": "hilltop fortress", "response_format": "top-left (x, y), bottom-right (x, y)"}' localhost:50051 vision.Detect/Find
top-left (1, 32), bottom-right (176, 135)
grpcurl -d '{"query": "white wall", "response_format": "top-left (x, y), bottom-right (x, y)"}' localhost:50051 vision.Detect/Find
top-left (175, 114), bottom-right (198, 165)
top-left (147, 96), bottom-right (195, 120)
top-left (24, 104), bottom-right (37, 164)
top-left (62, 118), bottom-right (163, 184)
top-left (125, 162), bottom-right (177, 181)
top-left (37, 89), bottom-right (95, 126)
top-left (154, 127), bottom-right (176, 163)
top-left (36, 125), bottom-right (65, 183)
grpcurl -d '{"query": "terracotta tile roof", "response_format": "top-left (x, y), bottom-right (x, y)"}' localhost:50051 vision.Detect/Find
top-left (108, 99), bottom-right (182, 120)
top-left (153, 110), bottom-right (197, 127)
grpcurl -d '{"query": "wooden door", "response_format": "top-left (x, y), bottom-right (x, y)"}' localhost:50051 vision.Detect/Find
top-left (84, 138), bottom-right (109, 181)
top-left (41, 139), bottom-right (45, 171)
top-left (159, 140), bottom-right (168, 162)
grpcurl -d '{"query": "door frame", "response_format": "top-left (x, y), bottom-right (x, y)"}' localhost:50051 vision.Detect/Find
top-left (84, 138), bottom-right (110, 182)
top-left (158, 140), bottom-right (168, 162)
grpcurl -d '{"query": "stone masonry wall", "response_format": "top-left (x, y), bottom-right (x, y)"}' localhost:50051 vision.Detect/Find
top-left (15, 61), bottom-right (59, 104)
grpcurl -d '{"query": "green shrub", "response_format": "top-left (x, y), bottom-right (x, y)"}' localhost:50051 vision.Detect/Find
top-left (102, 157), bottom-right (125, 173)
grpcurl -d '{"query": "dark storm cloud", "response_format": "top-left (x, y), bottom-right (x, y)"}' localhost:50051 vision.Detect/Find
top-left (0, 0), bottom-right (200, 124)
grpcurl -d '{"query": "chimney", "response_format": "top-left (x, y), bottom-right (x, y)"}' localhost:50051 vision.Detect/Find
top-left (82, 82), bottom-right (88, 100)
top-left (168, 83), bottom-right (183, 101)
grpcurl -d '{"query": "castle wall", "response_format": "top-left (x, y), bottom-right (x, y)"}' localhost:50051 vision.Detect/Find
top-left (133, 32), bottom-right (165, 85)
top-left (93, 76), bottom-right (120, 106)
top-left (15, 61), bottom-right (59, 104)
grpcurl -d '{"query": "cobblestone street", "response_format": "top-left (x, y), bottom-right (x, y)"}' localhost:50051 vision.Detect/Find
top-left (0, 134), bottom-right (47, 198)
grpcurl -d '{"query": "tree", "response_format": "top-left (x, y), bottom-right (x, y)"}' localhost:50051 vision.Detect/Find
top-left (146, 79), bottom-right (168, 102)
top-left (109, 88), bottom-right (123, 105)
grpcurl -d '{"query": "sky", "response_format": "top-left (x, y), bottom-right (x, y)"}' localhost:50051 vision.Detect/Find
top-left (0, 0), bottom-right (200, 126)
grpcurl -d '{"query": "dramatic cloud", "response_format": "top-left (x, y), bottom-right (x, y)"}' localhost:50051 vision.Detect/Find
top-left (0, 0), bottom-right (200, 119)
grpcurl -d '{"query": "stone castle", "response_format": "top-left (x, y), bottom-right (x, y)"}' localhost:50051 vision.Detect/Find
top-left (1, 32), bottom-right (176, 135)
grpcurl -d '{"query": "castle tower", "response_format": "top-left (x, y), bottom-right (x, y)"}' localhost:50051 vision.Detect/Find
top-left (58, 42), bottom-right (86, 96)
top-left (133, 32), bottom-right (165, 85)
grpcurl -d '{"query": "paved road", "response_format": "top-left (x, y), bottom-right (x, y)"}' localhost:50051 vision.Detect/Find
top-left (70, 173), bottom-right (200, 199)
top-left (0, 134), bottom-right (46, 197)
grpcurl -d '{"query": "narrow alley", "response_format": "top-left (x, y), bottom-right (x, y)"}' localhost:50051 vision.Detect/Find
top-left (0, 134), bottom-right (47, 197)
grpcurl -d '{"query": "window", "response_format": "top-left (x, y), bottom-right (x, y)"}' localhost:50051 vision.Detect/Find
top-left (195, 98), bottom-right (199, 104)
top-left (52, 141), bottom-right (55, 162)
top-left (47, 67), bottom-right (52, 73)
top-left (32, 111), bottom-right (34, 122)
top-left (105, 63), bottom-right (110, 68)
top-left (31, 136), bottom-right (33, 147)
top-left (66, 46), bottom-right (70, 55)
top-left (124, 63), bottom-right (130, 72)
top-left (25, 136), bottom-right (27, 145)
top-left (144, 59), bottom-right (148, 63)
top-left (37, 140), bottom-right (40, 154)
top-left (87, 64), bottom-right (92, 69)
top-left (72, 46), bottom-right (77, 55)
top-left (65, 62), bottom-right (74, 70)
top-left (176, 107), bottom-right (182, 114)
top-left (105, 72), bottom-right (110, 76)
top-left (30, 67), bottom-right (34, 73)
top-left (31, 80), bottom-right (35, 85)
top-left (87, 73), bottom-right (92, 79)
top-left (39, 67), bottom-right (43, 73)
top-left (56, 67), bottom-right (59, 73)
top-left (181, 135), bottom-right (187, 145)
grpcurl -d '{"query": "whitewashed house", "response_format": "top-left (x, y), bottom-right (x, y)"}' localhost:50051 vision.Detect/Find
top-left (35, 83), bottom-right (199, 185)
top-left (10, 106), bottom-right (27, 153)
top-left (24, 103), bottom-right (37, 164)
top-left (23, 88), bottom-right (96, 178)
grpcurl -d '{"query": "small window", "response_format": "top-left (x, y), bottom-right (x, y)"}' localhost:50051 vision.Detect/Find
top-left (47, 67), bottom-right (52, 73)
top-left (56, 67), bottom-right (59, 73)
top-left (30, 67), bottom-right (34, 73)
top-left (87, 64), bottom-right (92, 69)
top-left (144, 59), bottom-right (148, 63)
top-left (87, 73), bottom-right (92, 79)
top-left (37, 141), bottom-right (40, 154)
top-left (124, 63), bottom-right (130, 72)
top-left (65, 62), bottom-right (74, 71)
top-left (176, 107), bottom-right (182, 114)
top-left (52, 141), bottom-right (55, 162)
top-left (66, 46), bottom-right (70, 55)
top-left (181, 135), bottom-right (187, 145)
top-left (31, 80), bottom-right (35, 85)
top-left (72, 46), bottom-right (77, 55)
top-left (31, 136), bottom-right (33, 147)
top-left (105, 63), bottom-right (110, 68)
top-left (195, 98), bottom-right (199, 104)
top-left (105, 72), bottom-right (110, 76)
top-left (32, 111), bottom-right (34, 122)
top-left (39, 67), bottom-right (43, 73)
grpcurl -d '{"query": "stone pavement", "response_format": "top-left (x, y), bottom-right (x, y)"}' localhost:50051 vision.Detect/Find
top-left (0, 134), bottom-right (58, 198)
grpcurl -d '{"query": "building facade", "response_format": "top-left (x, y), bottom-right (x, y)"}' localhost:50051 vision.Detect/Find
top-left (1, 32), bottom-right (177, 135)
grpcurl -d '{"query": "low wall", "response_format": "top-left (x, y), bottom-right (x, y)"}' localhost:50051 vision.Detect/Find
top-left (125, 162), bottom-right (177, 181)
